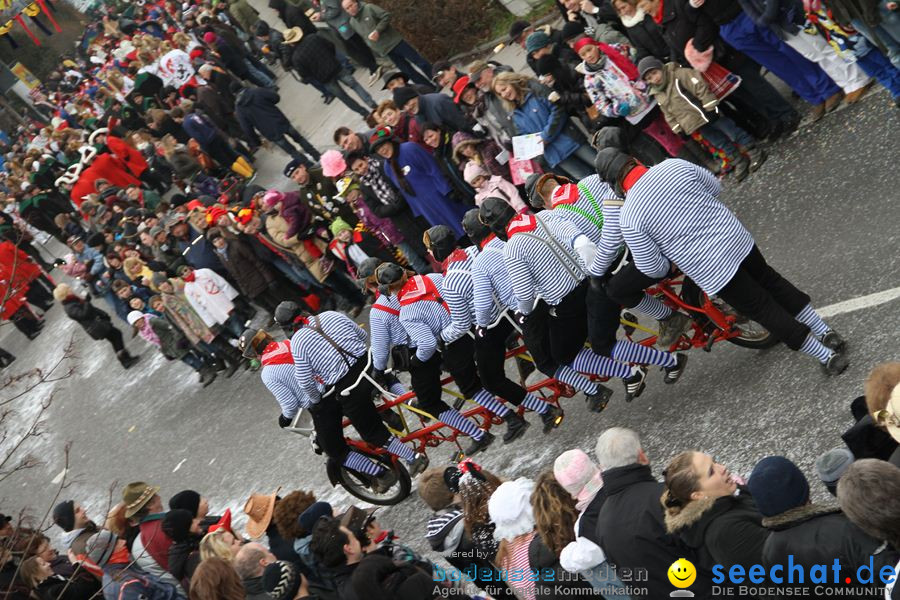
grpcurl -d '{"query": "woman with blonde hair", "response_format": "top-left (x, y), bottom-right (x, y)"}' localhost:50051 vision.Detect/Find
top-left (198, 528), bottom-right (243, 562)
top-left (491, 71), bottom-right (596, 179)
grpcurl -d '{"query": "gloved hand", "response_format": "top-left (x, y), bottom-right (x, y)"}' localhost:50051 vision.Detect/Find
top-left (615, 102), bottom-right (631, 117)
top-left (475, 326), bottom-right (487, 339)
top-left (589, 275), bottom-right (608, 294)
top-left (371, 368), bottom-right (388, 387)
top-left (278, 414), bottom-right (292, 428)
top-left (513, 311), bottom-right (528, 326)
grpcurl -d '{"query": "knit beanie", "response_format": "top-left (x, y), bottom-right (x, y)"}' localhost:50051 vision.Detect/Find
top-left (463, 162), bottom-right (489, 185)
top-left (553, 449), bottom-right (603, 510)
top-left (52, 500), bottom-right (76, 532)
top-left (487, 478), bottom-right (536, 542)
top-left (151, 271), bottom-right (169, 287)
top-left (534, 54), bottom-right (558, 77)
top-left (263, 561), bottom-right (302, 600)
top-left (162, 509), bottom-right (194, 543)
top-left (202, 32), bottom-right (217, 45)
top-left (525, 31), bottom-right (551, 54)
top-left (298, 501), bottom-right (333, 535)
top-left (392, 86), bottom-right (419, 109)
top-left (815, 448), bottom-right (855, 496)
top-left (320, 150), bottom-right (347, 178)
top-left (329, 217), bottom-right (353, 238)
top-left (746, 456), bottom-right (810, 517)
top-left (637, 56), bottom-right (664, 80)
top-left (263, 190), bottom-right (285, 208)
top-left (169, 489), bottom-right (201, 517)
top-left (85, 530), bottom-right (118, 567)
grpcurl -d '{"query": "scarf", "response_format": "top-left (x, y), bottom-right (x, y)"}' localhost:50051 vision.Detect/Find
top-left (361, 159), bottom-right (399, 206)
top-left (181, 271), bottom-right (196, 282)
top-left (653, 0), bottom-right (665, 24)
top-left (622, 164), bottom-right (649, 193)
top-left (138, 316), bottom-right (161, 347)
top-left (107, 545), bottom-right (132, 565)
top-left (261, 340), bottom-right (293, 366)
top-left (619, 8), bottom-right (647, 28)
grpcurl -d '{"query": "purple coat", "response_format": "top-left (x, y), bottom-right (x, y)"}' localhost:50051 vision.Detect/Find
top-left (279, 191), bottom-right (314, 239)
top-left (349, 193), bottom-right (405, 246)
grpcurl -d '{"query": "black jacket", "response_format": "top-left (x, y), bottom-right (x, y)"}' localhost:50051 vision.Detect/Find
top-left (62, 297), bottom-right (114, 339)
top-left (283, 3), bottom-right (317, 35)
top-left (242, 575), bottom-right (272, 600)
top-left (167, 536), bottom-right (201, 590)
top-left (290, 33), bottom-right (343, 84)
top-left (213, 236), bottom-right (276, 299)
top-left (591, 463), bottom-right (709, 600)
top-left (528, 534), bottom-right (595, 599)
top-left (762, 504), bottom-right (900, 590)
top-left (625, 14), bottom-right (672, 62)
top-left (665, 491), bottom-right (768, 578)
top-left (235, 87), bottom-right (292, 145)
top-left (415, 93), bottom-right (477, 135)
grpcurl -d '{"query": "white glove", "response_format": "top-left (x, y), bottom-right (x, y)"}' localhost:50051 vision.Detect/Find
top-left (574, 234), bottom-right (598, 271)
top-left (560, 537), bottom-right (607, 573)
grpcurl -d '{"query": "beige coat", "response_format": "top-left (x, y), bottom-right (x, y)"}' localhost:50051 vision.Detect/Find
top-left (647, 62), bottom-right (719, 135)
top-left (264, 213), bottom-right (329, 282)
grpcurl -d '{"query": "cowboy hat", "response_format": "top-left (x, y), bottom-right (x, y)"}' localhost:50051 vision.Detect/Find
top-left (283, 27), bottom-right (304, 44)
top-left (243, 487), bottom-right (281, 539)
top-left (122, 481), bottom-right (161, 518)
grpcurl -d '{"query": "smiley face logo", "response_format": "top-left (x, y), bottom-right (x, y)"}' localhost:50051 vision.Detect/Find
top-left (668, 558), bottom-right (696, 589)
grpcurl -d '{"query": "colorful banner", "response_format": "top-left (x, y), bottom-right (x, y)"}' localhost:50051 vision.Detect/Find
top-left (11, 61), bottom-right (39, 89)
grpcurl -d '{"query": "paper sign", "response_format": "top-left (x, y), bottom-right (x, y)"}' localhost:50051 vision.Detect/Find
top-left (495, 148), bottom-right (510, 165)
top-left (512, 133), bottom-right (544, 160)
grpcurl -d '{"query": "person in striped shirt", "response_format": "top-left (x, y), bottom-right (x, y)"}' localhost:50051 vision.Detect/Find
top-left (239, 327), bottom-right (412, 492)
top-left (462, 208), bottom-right (612, 407)
top-left (478, 197), bottom-right (654, 409)
top-left (594, 150), bottom-right (848, 375)
top-left (527, 173), bottom-right (690, 385)
top-left (359, 259), bottom-right (491, 450)
top-left (424, 224), bottom-right (565, 435)
top-left (288, 311), bottom-right (430, 484)
top-left (376, 264), bottom-right (522, 454)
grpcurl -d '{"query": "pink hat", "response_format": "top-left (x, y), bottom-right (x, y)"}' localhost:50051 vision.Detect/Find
top-left (463, 161), bottom-right (488, 185)
top-left (263, 190), bottom-right (285, 207)
top-left (202, 32), bottom-right (217, 45)
top-left (320, 150), bottom-right (347, 178)
top-left (554, 449), bottom-right (603, 511)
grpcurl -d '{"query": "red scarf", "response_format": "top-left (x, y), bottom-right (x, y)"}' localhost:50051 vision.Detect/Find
top-left (506, 213), bottom-right (538, 238)
top-left (550, 183), bottom-right (580, 207)
top-left (622, 165), bottom-right (649, 193)
top-left (477, 233), bottom-right (497, 250)
top-left (182, 271), bottom-right (196, 282)
top-left (107, 545), bottom-right (132, 565)
top-left (397, 275), bottom-right (449, 313)
top-left (440, 248), bottom-right (469, 273)
top-left (653, 0), bottom-right (665, 24)
top-left (572, 38), bottom-right (639, 80)
top-left (261, 340), bottom-right (293, 366)
top-left (303, 239), bottom-right (323, 259)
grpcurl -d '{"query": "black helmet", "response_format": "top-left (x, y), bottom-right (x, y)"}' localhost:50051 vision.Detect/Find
top-left (461, 208), bottom-right (491, 246)
top-left (274, 301), bottom-right (306, 336)
top-left (423, 225), bottom-right (457, 262)
top-left (594, 147), bottom-right (636, 197)
top-left (478, 197), bottom-right (517, 242)
top-left (524, 172), bottom-right (571, 209)
top-left (374, 262), bottom-right (406, 296)
top-left (239, 328), bottom-right (271, 359)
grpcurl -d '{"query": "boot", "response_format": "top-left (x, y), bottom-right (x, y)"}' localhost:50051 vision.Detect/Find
top-left (0, 349), bottom-right (15, 368)
top-left (463, 431), bottom-right (495, 456)
top-left (199, 364), bottom-right (218, 387)
top-left (682, 138), bottom-right (721, 174)
top-left (731, 155), bottom-right (751, 182)
top-left (231, 155), bottom-right (255, 178)
top-left (742, 146), bottom-right (767, 172)
top-left (502, 411), bottom-right (530, 444)
top-left (117, 350), bottom-right (140, 369)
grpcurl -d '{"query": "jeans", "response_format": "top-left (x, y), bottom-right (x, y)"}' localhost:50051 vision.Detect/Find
top-left (221, 313), bottom-right (245, 339)
top-left (323, 70), bottom-right (376, 118)
top-left (271, 126), bottom-right (321, 162)
top-left (397, 241), bottom-right (431, 273)
top-left (243, 58), bottom-right (275, 88)
top-left (854, 43), bottom-right (900, 98)
top-left (852, 17), bottom-right (900, 69)
top-left (698, 116), bottom-right (756, 158)
top-left (387, 40), bottom-right (433, 87)
top-left (181, 351), bottom-right (204, 372)
top-left (556, 144), bottom-right (597, 180)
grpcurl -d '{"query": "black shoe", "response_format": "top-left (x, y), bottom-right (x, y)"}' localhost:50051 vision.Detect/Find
top-left (118, 351), bottom-right (140, 369)
top-left (371, 468), bottom-right (398, 493)
top-left (657, 312), bottom-right (692, 348)
top-left (746, 147), bottom-right (767, 172)
top-left (822, 352), bottom-right (849, 376)
top-left (200, 367), bottom-right (218, 387)
top-left (540, 405), bottom-right (564, 433)
top-left (502, 411), bottom-right (530, 444)
top-left (623, 367), bottom-right (648, 402)
top-left (380, 409), bottom-right (404, 431)
top-left (663, 353), bottom-right (688, 385)
top-left (225, 358), bottom-right (241, 378)
top-left (408, 452), bottom-right (429, 477)
top-left (0, 354), bottom-right (16, 368)
top-left (821, 330), bottom-right (846, 352)
top-left (782, 114), bottom-right (801, 137)
top-left (585, 385), bottom-right (613, 413)
top-left (464, 431), bottom-right (495, 456)
top-left (732, 156), bottom-right (751, 182)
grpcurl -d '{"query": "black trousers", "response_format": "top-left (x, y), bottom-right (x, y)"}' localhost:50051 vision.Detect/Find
top-left (342, 32), bottom-right (378, 72)
top-left (11, 307), bottom-right (41, 336)
top-left (714, 245), bottom-right (811, 350)
top-left (442, 335), bottom-right (487, 398)
top-left (586, 280), bottom-right (625, 357)
top-left (474, 319), bottom-right (525, 405)
top-left (93, 321), bottom-right (125, 354)
top-left (26, 283), bottom-right (54, 311)
top-left (408, 352), bottom-right (454, 417)
top-left (520, 281), bottom-right (590, 377)
top-left (310, 357), bottom-right (391, 462)
top-left (604, 262), bottom-right (663, 310)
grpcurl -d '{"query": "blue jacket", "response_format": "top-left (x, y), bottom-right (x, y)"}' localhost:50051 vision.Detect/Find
top-left (415, 93), bottom-right (476, 135)
top-left (512, 92), bottom-right (579, 168)
top-left (182, 113), bottom-right (220, 148)
top-left (739, 0), bottom-right (804, 35)
top-left (100, 563), bottom-right (181, 600)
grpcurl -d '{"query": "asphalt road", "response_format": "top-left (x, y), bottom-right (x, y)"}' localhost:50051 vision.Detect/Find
top-left (0, 10), bottom-right (898, 576)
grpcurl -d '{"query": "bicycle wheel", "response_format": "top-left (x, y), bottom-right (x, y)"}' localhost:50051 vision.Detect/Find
top-left (680, 280), bottom-right (778, 350)
top-left (326, 451), bottom-right (412, 506)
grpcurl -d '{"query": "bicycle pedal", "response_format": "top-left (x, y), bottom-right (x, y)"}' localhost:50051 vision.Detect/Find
top-left (450, 450), bottom-right (465, 463)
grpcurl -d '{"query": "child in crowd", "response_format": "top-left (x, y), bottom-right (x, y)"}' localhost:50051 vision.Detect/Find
top-left (463, 163), bottom-right (528, 213)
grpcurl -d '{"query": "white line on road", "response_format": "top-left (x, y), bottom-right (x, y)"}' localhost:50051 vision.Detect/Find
top-left (816, 286), bottom-right (900, 318)
top-left (51, 469), bottom-right (67, 485)
top-left (172, 459), bottom-right (186, 473)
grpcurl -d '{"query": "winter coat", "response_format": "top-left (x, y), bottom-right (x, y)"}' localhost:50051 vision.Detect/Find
top-left (382, 142), bottom-right (469, 238)
top-left (511, 91), bottom-right (580, 168)
top-left (422, 128), bottom-right (476, 203)
top-left (242, 575), bottom-right (271, 600)
top-left (589, 463), bottom-right (710, 600)
top-left (99, 563), bottom-right (179, 600)
top-left (183, 269), bottom-right (239, 327)
top-left (647, 62), bottom-right (719, 135)
top-left (664, 492), bottom-right (768, 579)
top-left (529, 533), bottom-right (595, 599)
top-left (131, 516), bottom-right (182, 594)
top-left (761, 504), bottom-right (900, 588)
top-left (415, 93), bottom-right (476, 135)
top-left (346, 190), bottom-right (405, 245)
top-left (346, 2), bottom-right (403, 56)
top-left (171, 229), bottom-right (227, 275)
top-left (212, 237), bottom-right (276, 299)
top-left (289, 168), bottom-right (352, 228)
top-left (148, 316), bottom-right (192, 360)
top-left (61, 296), bottom-right (114, 339)
top-left (228, 0), bottom-right (259, 32)
top-left (265, 213), bottom-right (330, 282)
top-left (319, 0), bottom-right (354, 39)
top-left (621, 10), bottom-right (672, 62)
top-left (356, 176), bottom-right (426, 254)
top-left (160, 293), bottom-right (215, 345)
top-left (182, 112), bottom-right (221, 149)
top-left (283, 3), bottom-right (317, 35)
top-left (467, 164), bottom-right (527, 212)
top-left (451, 131), bottom-right (506, 178)
top-left (33, 573), bottom-right (99, 600)
top-left (167, 537), bottom-right (201, 592)
top-left (290, 32), bottom-right (343, 83)
top-left (579, 46), bottom-right (654, 121)
top-left (235, 87), bottom-right (293, 146)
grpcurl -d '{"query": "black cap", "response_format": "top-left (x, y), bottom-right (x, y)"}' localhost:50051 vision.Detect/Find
top-left (356, 257), bottom-right (382, 281)
top-left (509, 20), bottom-right (530, 43)
top-left (283, 158), bottom-right (305, 179)
top-left (392, 86), bottom-right (420, 109)
top-left (52, 501), bottom-right (75, 532)
top-left (239, 328), bottom-right (269, 359)
top-left (423, 225), bottom-right (457, 262)
top-left (461, 209), bottom-right (491, 246)
top-left (478, 197), bottom-right (517, 241)
top-left (274, 301), bottom-right (304, 329)
top-left (374, 262), bottom-right (404, 287)
top-left (162, 509), bottom-right (194, 543)
top-left (590, 126), bottom-right (626, 152)
top-left (594, 147), bottom-right (636, 196)
top-left (263, 561), bottom-right (302, 600)
top-left (381, 69), bottom-right (407, 90)
top-left (431, 60), bottom-right (451, 81)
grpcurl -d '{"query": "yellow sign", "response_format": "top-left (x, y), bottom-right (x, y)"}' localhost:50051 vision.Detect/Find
top-left (10, 62), bottom-right (39, 89)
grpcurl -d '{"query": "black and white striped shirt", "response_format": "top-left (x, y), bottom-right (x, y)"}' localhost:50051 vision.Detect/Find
top-left (291, 311), bottom-right (367, 401)
top-left (620, 159), bottom-right (754, 294)
top-left (369, 293), bottom-right (410, 372)
top-left (441, 246), bottom-right (479, 344)
top-left (398, 274), bottom-right (451, 362)
top-left (261, 362), bottom-right (312, 418)
top-left (472, 236), bottom-right (517, 327)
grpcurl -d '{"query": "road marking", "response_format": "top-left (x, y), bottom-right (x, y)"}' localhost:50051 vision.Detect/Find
top-left (51, 469), bottom-right (67, 485)
top-left (172, 459), bottom-right (186, 473)
top-left (817, 286), bottom-right (900, 318)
